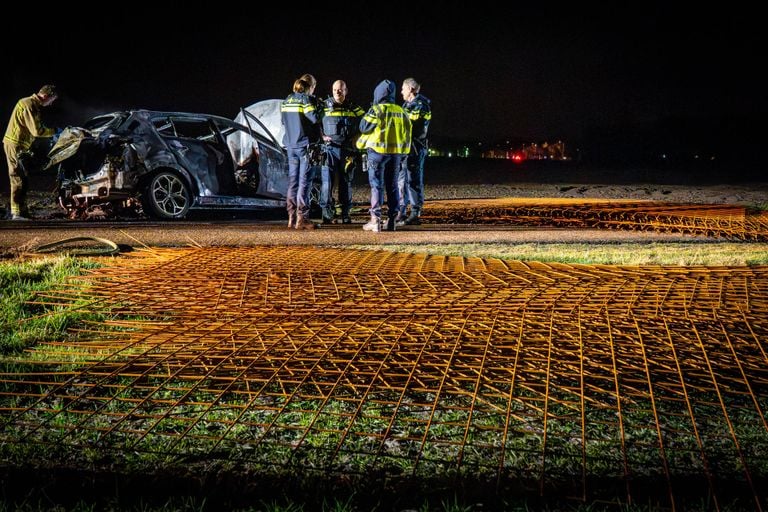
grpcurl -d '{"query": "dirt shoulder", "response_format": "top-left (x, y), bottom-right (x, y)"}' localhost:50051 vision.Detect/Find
top-left (1, 160), bottom-right (766, 258)
top-left (0, 221), bottom-right (704, 258)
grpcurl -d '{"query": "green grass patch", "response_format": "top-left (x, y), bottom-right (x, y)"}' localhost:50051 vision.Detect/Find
top-left (350, 242), bottom-right (768, 266)
top-left (0, 256), bottom-right (103, 354)
top-left (4, 389), bottom-right (765, 481)
top-left (1, 251), bottom-right (766, 510)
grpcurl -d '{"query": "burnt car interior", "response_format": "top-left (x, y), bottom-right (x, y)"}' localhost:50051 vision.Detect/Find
top-left (153, 117), bottom-right (240, 196)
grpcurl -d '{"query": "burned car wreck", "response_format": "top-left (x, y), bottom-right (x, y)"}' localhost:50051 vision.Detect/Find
top-left (48, 108), bottom-right (289, 219)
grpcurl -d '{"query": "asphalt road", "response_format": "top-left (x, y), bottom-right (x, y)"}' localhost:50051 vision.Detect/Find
top-left (4, 157), bottom-right (758, 257)
top-left (0, 216), bottom-right (708, 257)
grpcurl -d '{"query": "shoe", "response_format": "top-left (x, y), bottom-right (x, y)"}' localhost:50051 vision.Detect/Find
top-left (386, 217), bottom-right (397, 231)
top-left (404, 211), bottom-right (421, 225)
top-left (341, 216), bottom-right (352, 224)
top-left (362, 218), bottom-right (382, 232)
top-left (295, 218), bottom-right (317, 230)
top-left (322, 216), bottom-right (334, 224)
top-left (10, 214), bottom-right (30, 221)
top-left (287, 212), bottom-right (296, 228)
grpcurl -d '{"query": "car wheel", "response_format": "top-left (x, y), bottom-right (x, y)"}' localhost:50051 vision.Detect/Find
top-left (142, 171), bottom-right (191, 219)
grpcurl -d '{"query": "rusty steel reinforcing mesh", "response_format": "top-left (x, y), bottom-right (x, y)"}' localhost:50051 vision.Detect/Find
top-left (423, 198), bottom-right (768, 241)
top-left (2, 246), bottom-right (768, 509)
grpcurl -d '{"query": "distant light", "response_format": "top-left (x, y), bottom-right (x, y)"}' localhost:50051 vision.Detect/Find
top-left (661, 154), bottom-right (666, 159)
top-left (448, 152), bottom-right (452, 158)
top-left (694, 155), bottom-right (699, 159)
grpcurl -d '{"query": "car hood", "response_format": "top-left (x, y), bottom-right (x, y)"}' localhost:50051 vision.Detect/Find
top-left (45, 127), bottom-right (90, 169)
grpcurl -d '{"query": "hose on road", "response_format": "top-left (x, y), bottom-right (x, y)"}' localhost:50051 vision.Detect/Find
top-left (34, 237), bottom-right (120, 256)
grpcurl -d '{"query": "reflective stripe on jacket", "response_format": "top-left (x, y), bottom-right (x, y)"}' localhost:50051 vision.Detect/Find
top-left (358, 103), bottom-right (411, 155)
top-left (280, 93), bottom-right (319, 148)
top-left (322, 99), bottom-right (364, 148)
top-left (403, 94), bottom-right (431, 147)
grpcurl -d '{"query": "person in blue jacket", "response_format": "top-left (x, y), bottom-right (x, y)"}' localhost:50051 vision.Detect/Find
top-left (281, 77), bottom-right (320, 229)
top-left (320, 79), bottom-right (364, 224)
top-left (398, 77), bottom-right (431, 225)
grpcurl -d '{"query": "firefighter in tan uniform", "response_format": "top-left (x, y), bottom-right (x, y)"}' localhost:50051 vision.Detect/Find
top-left (3, 85), bottom-right (58, 220)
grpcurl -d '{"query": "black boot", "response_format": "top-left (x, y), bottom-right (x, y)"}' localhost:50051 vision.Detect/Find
top-left (404, 209), bottom-right (421, 225)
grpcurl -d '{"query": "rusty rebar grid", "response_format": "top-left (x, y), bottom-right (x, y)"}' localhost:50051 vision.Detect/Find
top-left (2, 247), bottom-right (767, 509)
top-left (422, 199), bottom-right (768, 241)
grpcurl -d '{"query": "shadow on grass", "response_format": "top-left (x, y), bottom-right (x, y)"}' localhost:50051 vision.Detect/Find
top-left (1, 466), bottom-right (763, 511)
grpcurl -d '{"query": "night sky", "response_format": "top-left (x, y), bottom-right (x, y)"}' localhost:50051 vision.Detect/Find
top-left (4, 3), bottom-right (765, 152)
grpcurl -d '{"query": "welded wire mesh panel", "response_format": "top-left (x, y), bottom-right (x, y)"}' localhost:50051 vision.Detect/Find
top-left (423, 198), bottom-right (768, 241)
top-left (2, 247), bottom-right (768, 509)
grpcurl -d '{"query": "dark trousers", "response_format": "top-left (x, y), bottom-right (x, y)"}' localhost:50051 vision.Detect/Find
top-left (320, 145), bottom-right (353, 218)
top-left (366, 150), bottom-right (402, 220)
top-left (286, 146), bottom-right (312, 219)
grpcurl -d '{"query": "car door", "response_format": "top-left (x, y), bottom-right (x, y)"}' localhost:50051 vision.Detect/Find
top-left (223, 116), bottom-right (288, 200)
top-left (153, 116), bottom-right (233, 196)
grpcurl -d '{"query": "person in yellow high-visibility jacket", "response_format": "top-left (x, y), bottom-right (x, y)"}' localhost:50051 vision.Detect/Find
top-left (357, 79), bottom-right (411, 232)
top-left (3, 85), bottom-right (58, 220)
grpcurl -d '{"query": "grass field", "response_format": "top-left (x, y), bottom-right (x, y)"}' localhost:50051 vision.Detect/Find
top-left (1, 250), bottom-right (766, 511)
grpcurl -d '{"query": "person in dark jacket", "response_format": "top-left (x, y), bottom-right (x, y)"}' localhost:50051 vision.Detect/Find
top-left (320, 80), bottom-right (364, 224)
top-left (299, 74), bottom-right (324, 146)
top-left (398, 77), bottom-right (431, 225)
top-left (357, 79), bottom-right (411, 232)
top-left (3, 84), bottom-right (58, 220)
top-left (281, 77), bottom-right (320, 229)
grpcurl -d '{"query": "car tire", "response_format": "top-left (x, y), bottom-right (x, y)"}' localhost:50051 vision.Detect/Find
top-left (142, 171), bottom-right (191, 219)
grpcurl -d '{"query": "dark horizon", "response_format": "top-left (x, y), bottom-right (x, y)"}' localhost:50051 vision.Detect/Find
top-left (4, 3), bottom-right (765, 166)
